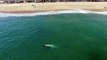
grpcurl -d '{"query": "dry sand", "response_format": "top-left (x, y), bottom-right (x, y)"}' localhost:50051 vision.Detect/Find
top-left (0, 2), bottom-right (107, 13)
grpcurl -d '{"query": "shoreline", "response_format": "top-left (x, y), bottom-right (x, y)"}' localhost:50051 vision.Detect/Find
top-left (0, 2), bottom-right (107, 13)
top-left (1, 9), bottom-right (107, 14)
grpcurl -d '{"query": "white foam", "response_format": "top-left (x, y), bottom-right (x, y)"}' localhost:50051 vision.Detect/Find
top-left (92, 12), bottom-right (107, 15)
top-left (0, 9), bottom-right (107, 18)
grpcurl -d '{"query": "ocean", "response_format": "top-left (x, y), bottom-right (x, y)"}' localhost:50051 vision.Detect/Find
top-left (0, 10), bottom-right (107, 60)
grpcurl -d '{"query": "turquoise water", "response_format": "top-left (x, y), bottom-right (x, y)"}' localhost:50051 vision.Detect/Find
top-left (0, 13), bottom-right (107, 60)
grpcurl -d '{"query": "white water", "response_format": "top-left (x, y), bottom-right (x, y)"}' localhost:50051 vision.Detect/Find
top-left (0, 9), bottom-right (107, 18)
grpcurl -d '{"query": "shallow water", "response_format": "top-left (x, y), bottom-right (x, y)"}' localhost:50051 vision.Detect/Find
top-left (0, 13), bottom-right (107, 60)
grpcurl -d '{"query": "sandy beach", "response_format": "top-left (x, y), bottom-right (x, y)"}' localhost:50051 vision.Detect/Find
top-left (0, 2), bottom-right (107, 13)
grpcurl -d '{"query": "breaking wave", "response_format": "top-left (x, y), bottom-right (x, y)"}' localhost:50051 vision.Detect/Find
top-left (0, 9), bottom-right (107, 18)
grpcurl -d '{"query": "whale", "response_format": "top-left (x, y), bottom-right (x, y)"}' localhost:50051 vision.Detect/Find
top-left (44, 44), bottom-right (56, 48)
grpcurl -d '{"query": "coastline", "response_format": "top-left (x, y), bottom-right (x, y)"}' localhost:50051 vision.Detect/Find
top-left (0, 2), bottom-right (107, 13)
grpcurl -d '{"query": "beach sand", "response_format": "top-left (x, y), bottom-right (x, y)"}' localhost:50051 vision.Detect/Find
top-left (0, 2), bottom-right (107, 13)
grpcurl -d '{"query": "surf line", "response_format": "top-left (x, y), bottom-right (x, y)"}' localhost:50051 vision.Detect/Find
top-left (0, 10), bottom-right (107, 17)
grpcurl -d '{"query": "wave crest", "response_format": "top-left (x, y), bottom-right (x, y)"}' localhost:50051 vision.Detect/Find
top-left (0, 9), bottom-right (107, 18)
